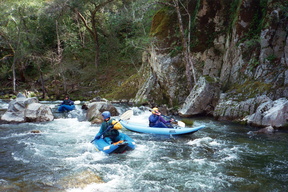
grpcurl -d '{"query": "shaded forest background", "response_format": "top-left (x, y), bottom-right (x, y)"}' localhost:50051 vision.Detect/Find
top-left (0, 0), bottom-right (157, 101)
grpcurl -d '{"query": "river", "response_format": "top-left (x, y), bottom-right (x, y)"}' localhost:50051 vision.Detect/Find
top-left (0, 100), bottom-right (287, 192)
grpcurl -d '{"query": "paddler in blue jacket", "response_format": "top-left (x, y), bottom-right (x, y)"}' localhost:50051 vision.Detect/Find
top-left (149, 108), bottom-right (174, 128)
top-left (60, 96), bottom-right (74, 106)
top-left (58, 96), bottom-right (75, 112)
top-left (94, 111), bottom-right (124, 144)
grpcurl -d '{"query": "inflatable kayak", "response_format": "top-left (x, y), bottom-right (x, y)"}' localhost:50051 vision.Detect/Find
top-left (58, 104), bottom-right (75, 112)
top-left (92, 132), bottom-right (136, 154)
top-left (121, 121), bottom-right (205, 135)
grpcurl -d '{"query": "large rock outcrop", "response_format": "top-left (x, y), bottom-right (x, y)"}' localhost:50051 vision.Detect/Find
top-left (134, 0), bottom-right (288, 129)
top-left (1, 93), bottom-right (54, 123)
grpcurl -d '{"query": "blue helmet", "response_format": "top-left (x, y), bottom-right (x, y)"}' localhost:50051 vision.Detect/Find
top-left (102, 111), bottom-right (111, 119)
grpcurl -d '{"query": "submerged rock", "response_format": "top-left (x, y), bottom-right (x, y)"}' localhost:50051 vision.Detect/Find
top-left (30, 130), bottom-right (41, 133)
top-left (254, 126), bottom-right (275, 134)
top-left (56, 170), bottom-right (104, 189)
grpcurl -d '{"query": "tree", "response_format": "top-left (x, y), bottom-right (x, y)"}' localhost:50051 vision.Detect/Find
top-left (69, 0), bottom-right (117, 68)
top-left (0, 0), bottom-right (47, 94)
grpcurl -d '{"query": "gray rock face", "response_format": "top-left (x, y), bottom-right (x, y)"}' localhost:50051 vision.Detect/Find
top-left (1, 93), bottom-right (54, 123)
top-left (213, 95), bottom-right (288, 128)
top-left (214, 95), bottom-right (271, 121)
top-left (134, 1), bottom-right (287, 130)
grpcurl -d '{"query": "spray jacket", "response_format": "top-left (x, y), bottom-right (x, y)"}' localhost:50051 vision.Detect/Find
top-left (61, 99), bottom-right (74, 106)
top-left (149, 114), bottom-right (172, 128)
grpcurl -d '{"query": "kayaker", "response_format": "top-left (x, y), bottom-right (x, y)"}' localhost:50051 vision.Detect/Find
top-left (149, 107), bottom-right (174, 128)
top-left (58, 96), bottom-right (75, 112)
top-left (93, 111), bottom-right (124, 144)
top-left (60, 96), bottom-right (74, 106)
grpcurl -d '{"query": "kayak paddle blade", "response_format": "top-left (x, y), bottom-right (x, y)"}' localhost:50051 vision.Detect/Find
top-left (177, 121), bottom-right (185, 127)
top-left (120, 110), bottom-right (133, 121)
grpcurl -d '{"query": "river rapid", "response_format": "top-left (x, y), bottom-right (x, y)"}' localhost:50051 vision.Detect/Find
top-left (0, 100), bottom-right (287, 192)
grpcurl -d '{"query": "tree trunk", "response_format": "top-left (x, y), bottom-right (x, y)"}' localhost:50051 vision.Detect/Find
top-left (74, 0), bottom-right (116, 68)
top-left (173, 0), bottom-right (197, 90)
top-left (55, 20), bottom-right (66, 93)
top-left (12, 21), bottom-right (22, 93)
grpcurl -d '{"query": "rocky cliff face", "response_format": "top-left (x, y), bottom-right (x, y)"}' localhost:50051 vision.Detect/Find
top-left (134, 0), bottom-right (288, 128)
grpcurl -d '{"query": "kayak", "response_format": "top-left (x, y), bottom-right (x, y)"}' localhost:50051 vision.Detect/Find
top-left (121, 121), bottom-right (205, 135)
top-left (58, 104), bottom-right (75, 112)
top-left (92, 132), bottom-right (136, 154)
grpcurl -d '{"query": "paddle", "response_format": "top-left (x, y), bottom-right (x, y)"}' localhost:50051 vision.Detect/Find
top-left (160, 114), bottom-right (185, 127)
top-left (90, 110), bottom-right (133, 143)
top-left (147, 107), bottom-right (185, 128)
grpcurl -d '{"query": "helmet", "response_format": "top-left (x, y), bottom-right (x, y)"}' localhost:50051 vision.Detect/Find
top-left (102, 111), bottom-right (111, 119)
top-left (152, 108), bottom-right (159, 114)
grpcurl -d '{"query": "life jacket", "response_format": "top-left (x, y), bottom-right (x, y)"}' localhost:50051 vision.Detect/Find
top-left (112, 120), bottom-right (122, 130)
top-left (103, 119), bottom-right (120, 138)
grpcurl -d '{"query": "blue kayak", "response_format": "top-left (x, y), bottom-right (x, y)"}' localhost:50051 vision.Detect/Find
top-left (58, 105), bottom-right (75, 112)
top-left (121, 121), bottom-right (205, 135)
top-left (92, 132), bottom-right (136, 154)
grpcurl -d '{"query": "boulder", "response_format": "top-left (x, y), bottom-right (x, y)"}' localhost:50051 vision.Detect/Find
top-left (25, 103), bottom-right (54, 122)
top-left (254, 126), bottom-right (275, 134)
top-left (246, 98), bottom-right (288, 128)
top-left (179, 76), bottom-right (221, 117)
top-left (0, 93), bottom-right (54, 123)
top-left (86, 101), bottom-right (119, 124)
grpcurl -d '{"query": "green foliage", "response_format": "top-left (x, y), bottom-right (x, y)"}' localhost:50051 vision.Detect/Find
top-left (248, 58), bottom-right (260, 71)
top-left (227, 0), bottom-right (242, 34)
top-left (104, 73), bottom-right (140, 100)
top-left (0, 64), bottom-right (10, 79)
top-left (0, 0), bottom-right (153, 100)
top-left (238, 0), bottom-right (267, 44)
top-left (189, 0), bottom-right (201, 49)
top-left (265, 54), bottom-right (277, 62)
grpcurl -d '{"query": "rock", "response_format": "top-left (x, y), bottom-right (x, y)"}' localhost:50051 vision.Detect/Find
top-left (81, 104), bottom-right (88, 110)
top-left (179, 76), bottom-right (221, 117)
top-left (0, 93), bottom-right (54, 123)
top-left (254, 126), bottom-right (275, 134)
top-left (30, 130), bottom-right (40, 133)
top-left (214, 95), bottom-right (271, 121)
top-left (214, 95), bottom-right (288, 128)
top-left (86, 101), bottom-right (119, 123)
top-left (25, 103), bottom-right (54, 122)
top-left (56, 170), bottom-right (104, 189)
top-left (247, 98), bottom-right (288, 128)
